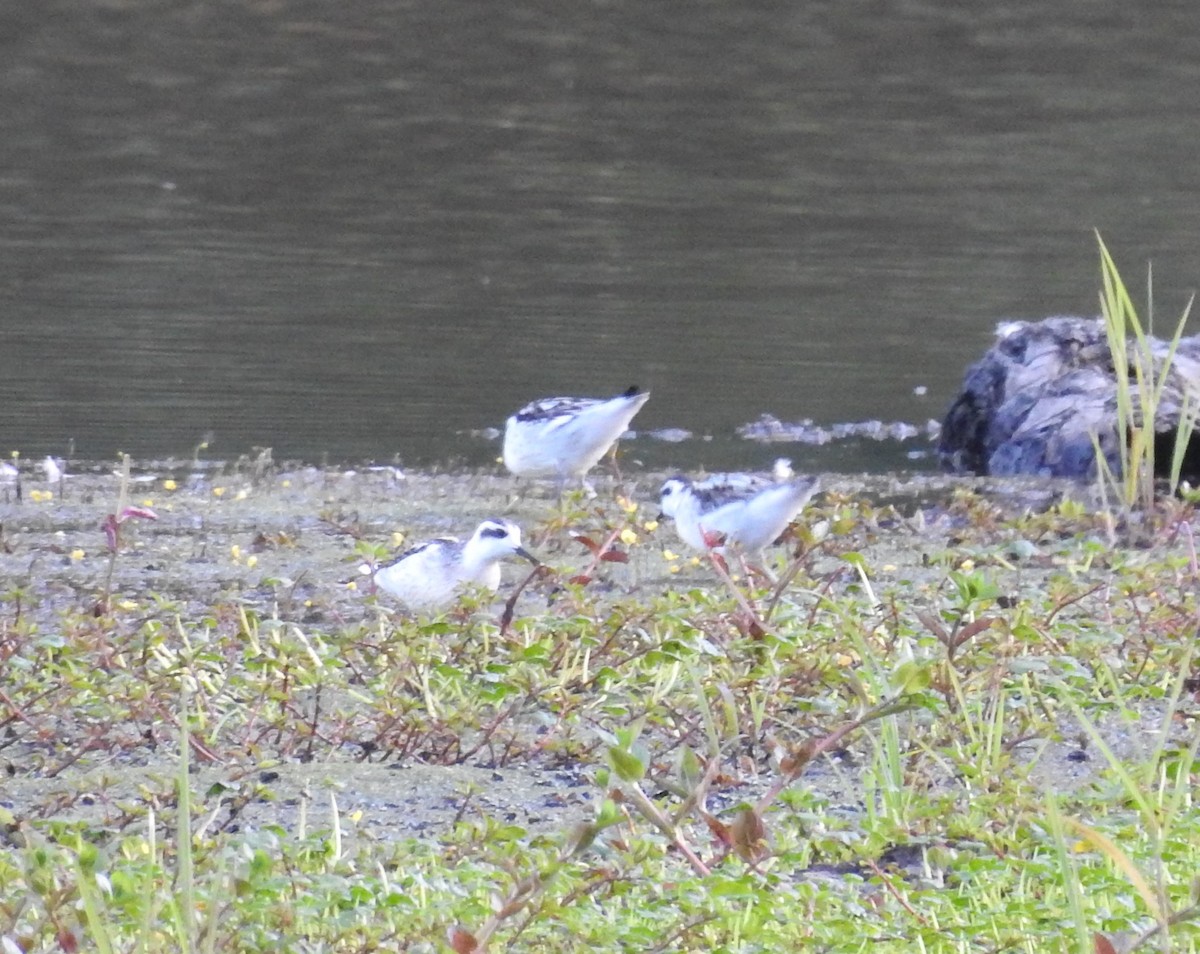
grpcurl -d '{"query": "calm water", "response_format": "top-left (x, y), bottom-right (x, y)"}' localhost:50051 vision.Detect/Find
top-left (3, 0), bottom-right (1200, 472)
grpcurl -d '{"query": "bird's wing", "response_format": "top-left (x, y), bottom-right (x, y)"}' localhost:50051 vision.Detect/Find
top-left (512, 396), bottom-right (601, 425)
top-left (689, 472), bottom-right (776, 509)
top-left (380, 537), bottom-right (458, 569)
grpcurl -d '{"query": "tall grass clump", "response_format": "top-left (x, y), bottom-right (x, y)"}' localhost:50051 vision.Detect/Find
top-left (1046, 649), bottom-right (1200, 953)
top-left (1092, 232), bottom-right (1197, 519)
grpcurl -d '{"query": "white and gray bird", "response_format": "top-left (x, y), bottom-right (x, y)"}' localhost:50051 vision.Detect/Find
top-left (658, 473), bottom-right (821, 560)
top-left (502, 386), bottom-right (651, 491)
top-left (373, 518), bottom-right (539, 610)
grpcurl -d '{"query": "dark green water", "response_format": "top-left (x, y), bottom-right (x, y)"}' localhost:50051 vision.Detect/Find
top-left (3, 0), bottom-right (1199, 472)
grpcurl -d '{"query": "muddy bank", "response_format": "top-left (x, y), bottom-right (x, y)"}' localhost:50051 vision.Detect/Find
top-left (0, 460), bottom-right (1172, 846)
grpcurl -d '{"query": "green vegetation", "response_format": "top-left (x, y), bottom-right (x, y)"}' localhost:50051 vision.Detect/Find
top-left (1093, 232), bottom-right (1197, 520)
top-left (1, 468), bottom-right (1200, 953)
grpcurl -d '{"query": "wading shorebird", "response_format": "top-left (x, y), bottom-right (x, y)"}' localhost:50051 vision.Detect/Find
top-left (502, 386), bottom-right (651, 492)
top-left (658, 473), bottom-right (821, 564)
top-left (374, 518), bottom-right (539, 610)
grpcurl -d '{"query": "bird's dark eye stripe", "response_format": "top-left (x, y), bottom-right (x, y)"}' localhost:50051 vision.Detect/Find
top-left (481, 526), bottom-right (509, 539)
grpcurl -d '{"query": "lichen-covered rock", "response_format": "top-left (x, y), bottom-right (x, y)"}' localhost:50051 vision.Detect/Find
top-left (938, 316), bottom-right (1200, 478)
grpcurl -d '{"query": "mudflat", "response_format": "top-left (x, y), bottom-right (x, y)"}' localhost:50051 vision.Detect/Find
top-left (0, 461), bottom-right (1163, 840)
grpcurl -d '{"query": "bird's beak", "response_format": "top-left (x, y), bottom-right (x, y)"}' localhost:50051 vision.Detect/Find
top-left (656, 510), bottom-right (667, 522)
top-left (516, 546), bottom-right (541, 566)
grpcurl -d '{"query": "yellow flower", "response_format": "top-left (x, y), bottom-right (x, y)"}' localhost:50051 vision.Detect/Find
top-left (30, 489), bottom-right (53, 503)
top-left (230, 545), bottom-right (242, 562)
top-left (142, 498), bottom-right (154, 508)
top-left (70, 549), bottom-right (85, 561)
top-left (346, 580), bottom-right (358, 591)
top-left (616, 496), bottom-right (638, 514)
top-left (212, 487), bottom-right (226, 497)
top-left (246, 555), bottom-right (258, 569)
top-left (281, 479), bottom-right (291, 488)
top-left (391, 531), bottom-right (406, 547)
top-left (235, 488), bottom-right (249, 501)
top-left (619, 527), bottom-right (638, 546)
top-left (669, 564), bottom-right (681, 574)
top-left (662, 549), bottom-right (679, 562)
top-left (118, 599), bottom-right (137, 611)
top-left (643, 519), bottom-right (659, 532)
top-left (163, 479), bottom-right (177, 491)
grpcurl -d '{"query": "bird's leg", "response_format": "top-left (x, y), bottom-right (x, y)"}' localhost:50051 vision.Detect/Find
top-left (605, 442), bottom-right (624, 483)
top-left (743, 550), bottom-right (778, 587)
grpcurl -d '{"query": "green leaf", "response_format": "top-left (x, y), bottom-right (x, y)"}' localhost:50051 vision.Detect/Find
top-left (605, 744), bottom-right (647, 783)
top-left (891, 660), bottom-right (931, 694)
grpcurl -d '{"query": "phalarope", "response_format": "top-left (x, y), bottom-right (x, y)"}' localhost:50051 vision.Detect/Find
top-left (374, 518), bottom-right (539, 609)
top-left (502, 386), bottom-right (651, 491)
top-left (658, 473), bottom-right (821, 560)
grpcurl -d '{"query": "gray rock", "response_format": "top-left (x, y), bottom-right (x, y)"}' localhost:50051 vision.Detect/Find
top-left (938, 316), bottom-right (1200, 478)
